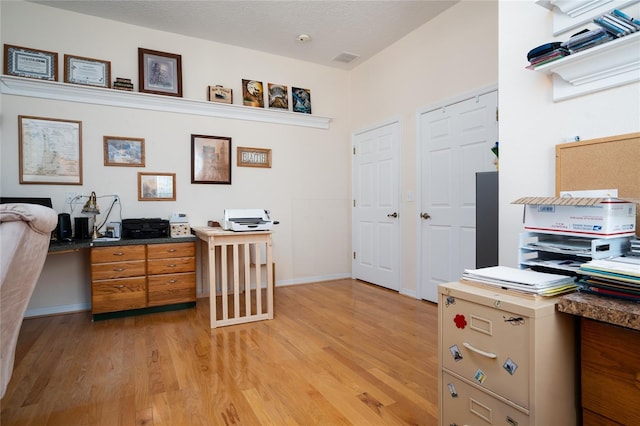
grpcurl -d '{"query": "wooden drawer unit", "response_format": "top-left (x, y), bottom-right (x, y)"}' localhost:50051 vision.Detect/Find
top-left (438, 281), bottom-right (577, 426)
top-left (91, 277), bottom-right (147, 314)
top-left (147, 242), bottom-right (196, 306)
top-left (147, 273), bottom-right (196, 307)
top-left (581, 318), bottom-right (640, 425)
top-left (90, 240), bottom-right (196, 317)
top-left (147, 242), bottom-right (195, 260)
top-left (91, 244), bottom-right (146, 263)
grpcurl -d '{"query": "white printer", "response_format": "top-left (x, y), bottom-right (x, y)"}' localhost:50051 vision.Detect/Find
top-left (221, 209), bottom-right (275, 231)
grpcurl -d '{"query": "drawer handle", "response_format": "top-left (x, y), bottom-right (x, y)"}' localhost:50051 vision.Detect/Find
top-left (113, 268), bottom-right (125, 272)
top-left (168, 279), bottom-right (177, 284)
top-left (463, 342), bottom-right (497, 359)
top-left (167, 264), bottom-right (176, 268)
top-left (114, 285), bottom-right (125, 289)
top-left (113, 252), bottom-right (125, 256)
top-left (167, 248), bottom-right (177, 252)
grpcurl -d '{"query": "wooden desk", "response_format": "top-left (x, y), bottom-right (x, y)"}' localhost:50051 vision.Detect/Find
top-left (192, 227), bottom-right (274, 328)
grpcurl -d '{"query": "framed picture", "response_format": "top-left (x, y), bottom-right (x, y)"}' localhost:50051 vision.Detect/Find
top-left (4, 44), bottom-right (58, 81)
top-left (103, 136), bottom-right (145, 167)
top-left (237, 146), bottom-right (272, 168)
top-left (208, 85), bottom-right (233, 104)
top-left (242, 79), bottom-right (264, 107)
top-left (18, 115), bottom-right (82, 185)
top-left (138, 48), bottom-right (182, 97)
top-left (191, 134), bottom-right (232, 184)
top-left (64, 54), bottom-right (111, 88)
top-left (292, 87), bottom-right (312, 114)
top-left (268, 83), bottom-right (289, 110)
top-left (138, 172), bottom-right (176, 201)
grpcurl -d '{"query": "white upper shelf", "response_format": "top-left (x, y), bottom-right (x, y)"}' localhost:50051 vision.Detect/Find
top-left (536, 0), bottom-right (640, 35)
top-left (0, 75), bottom-right (331, 129)
top-left (534, 32), bottom-right (640, 101)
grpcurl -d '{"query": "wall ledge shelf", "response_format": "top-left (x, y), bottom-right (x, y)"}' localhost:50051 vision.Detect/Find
top-left (0, 75), bottom-right (331, 129)
top-left (534, 32), bottom-right (640, 101)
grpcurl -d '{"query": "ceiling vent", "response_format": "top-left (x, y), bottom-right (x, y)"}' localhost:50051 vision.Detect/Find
top-left (332, 52), bottom-right (360, 64)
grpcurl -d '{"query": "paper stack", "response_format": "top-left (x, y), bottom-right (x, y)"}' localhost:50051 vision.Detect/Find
top-left (578, 258), bottom-right (640, 301)
top-left (462, 266), bottom-right (578, 297)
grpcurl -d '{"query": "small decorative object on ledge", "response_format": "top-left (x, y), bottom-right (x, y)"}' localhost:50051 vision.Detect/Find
top-left (208, 85), bottom-right (232, 104)
top-left (292, 87), bottom-right (311, 114)
top-left (242, 79), bottom-right (264, 107)
top-left (268, 83), bottom-right (288, 110)
top-left (113, 77), bottom-right (133, 91)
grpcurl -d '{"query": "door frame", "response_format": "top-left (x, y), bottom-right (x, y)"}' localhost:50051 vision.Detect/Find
top-left (415, 84), bottom-right (497, 300)
top-left (351, 116), bottom-right (403, 291)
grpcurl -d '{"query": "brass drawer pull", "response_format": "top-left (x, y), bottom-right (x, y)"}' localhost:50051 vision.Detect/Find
top-left (167, 248), bottom-right (177, 252)
top-left (167, 264), bottom-right (176, 267)
top-left (168, 279), bottom-right (177, 284)
top-left (113, 252), bottom-right (125, 256)
top-left (115, 285), bottom-right (125, 289)
top-left (463, 342), bottom-right (497, 359)
top-left (113, 268), bottom-right (125, 272)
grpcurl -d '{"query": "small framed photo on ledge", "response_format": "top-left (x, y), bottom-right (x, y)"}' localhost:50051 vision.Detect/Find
top-left (138, 48), bottom-right (182, 97)
top-left (4, 44), bottom-right (58, 81)
top-left (64, 54), bottom-right (111, 88)
top-left (138, 172), bottom-right (176, 201)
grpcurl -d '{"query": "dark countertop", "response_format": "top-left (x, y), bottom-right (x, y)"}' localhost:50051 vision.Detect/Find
top-left (48, 235), bottom-right (197, 253)
top-left (557, 292), bottom-right (640, 331)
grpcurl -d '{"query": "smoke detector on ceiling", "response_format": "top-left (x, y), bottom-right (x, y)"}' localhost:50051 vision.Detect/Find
top-left (332, 52), bottom-right (360, 64)
top-left (297, 34), bottom-right (311, 43)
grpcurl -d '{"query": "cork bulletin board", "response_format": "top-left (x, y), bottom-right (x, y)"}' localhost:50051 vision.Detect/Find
top-left (555, 132), bottom-right (640, 230)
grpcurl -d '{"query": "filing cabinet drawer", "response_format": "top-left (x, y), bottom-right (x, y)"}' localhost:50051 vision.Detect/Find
top-left (147, 242), bottom-right (194, 259)
top-left (441, 371), bottom-right (529, 426)
top-left (147, 257), bottom-right (195, 275)
top-left (91, 260), bottom-right (146, 280)
top-left (148, 272), bottom-right (196, 306)
top-left (91, 277), bottom-right (147, 314)
top-left (91, 244), bottom-right (146, 263)
top-left (440, 294), bottom-right (530, 409)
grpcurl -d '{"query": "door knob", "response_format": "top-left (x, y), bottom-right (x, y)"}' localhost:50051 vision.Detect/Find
top-left (421, 212), bottom-right (431, 219)
top-left (387, 212), bottom-right (398, 218)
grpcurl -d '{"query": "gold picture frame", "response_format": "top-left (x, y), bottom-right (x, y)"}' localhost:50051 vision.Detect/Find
top-left (138, 172), bottom-right (176, 201)
top-left (18, 115), bottom-right (82, 185)
top-left (103, 136), bottom-right (145, 167)
top-left (237, 146), bottom-right (272, 168)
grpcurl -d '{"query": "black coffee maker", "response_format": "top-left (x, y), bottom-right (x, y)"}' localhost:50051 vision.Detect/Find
top-left (74, 216), bottom-right (90, 240)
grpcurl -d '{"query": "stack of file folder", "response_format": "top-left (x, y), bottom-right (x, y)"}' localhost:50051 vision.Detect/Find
top-left (462, 266), bottom-right (578, 297)
top-left (578, 258), bottom-right (640, 301)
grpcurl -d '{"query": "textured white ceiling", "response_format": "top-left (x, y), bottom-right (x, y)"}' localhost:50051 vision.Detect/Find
top-left (31, 0), bottom-right (458, 70)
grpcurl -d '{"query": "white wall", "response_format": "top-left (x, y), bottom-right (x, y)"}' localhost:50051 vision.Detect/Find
top-left (1, 1), bottom-right (352, 315)
top-left (350, 0), bottom-right (499, 296)
top-left (498, 0), bottom-right (640, 267)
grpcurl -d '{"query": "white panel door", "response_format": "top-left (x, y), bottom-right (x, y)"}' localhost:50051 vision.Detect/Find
top-left (418, 91), bottom-right (498, 302)
top-left (352, 121), bottom-right (401, 291)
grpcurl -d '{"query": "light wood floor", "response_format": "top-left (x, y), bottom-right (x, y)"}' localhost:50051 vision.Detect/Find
top-left (1, 279), bottom-right (439, 425)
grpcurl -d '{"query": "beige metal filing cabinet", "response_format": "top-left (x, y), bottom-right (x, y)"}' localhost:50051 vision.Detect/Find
top-left (438, 281), bottom-right (577, 426)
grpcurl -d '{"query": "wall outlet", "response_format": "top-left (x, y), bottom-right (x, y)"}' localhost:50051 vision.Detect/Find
top-left (65, 191), bottom-right (78, 204)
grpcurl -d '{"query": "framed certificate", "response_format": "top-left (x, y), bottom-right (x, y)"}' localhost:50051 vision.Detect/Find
top-left (64, 54), bottom-right (111, 88)
top-left (3, 44), bottom-right (58, 81)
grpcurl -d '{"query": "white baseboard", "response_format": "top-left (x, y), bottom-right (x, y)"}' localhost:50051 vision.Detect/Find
top-left (25, 303), bottom-right (90, 318)
top-left (276, 273), bottom-right (351, 286)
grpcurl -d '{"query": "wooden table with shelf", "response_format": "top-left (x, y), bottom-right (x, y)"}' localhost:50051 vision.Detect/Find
top-left (192, 226), bottom-right (274, 328)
